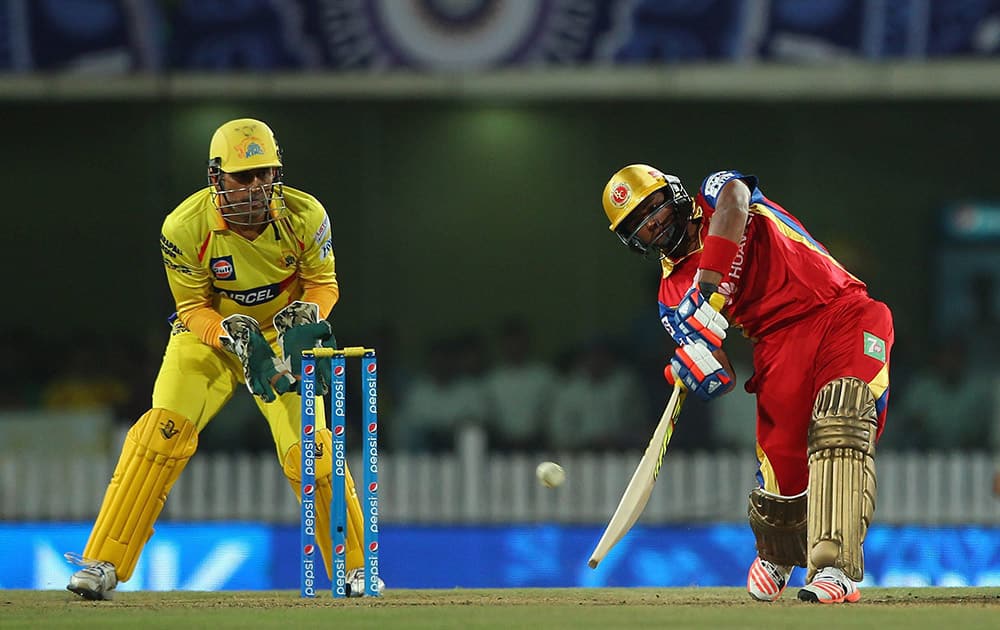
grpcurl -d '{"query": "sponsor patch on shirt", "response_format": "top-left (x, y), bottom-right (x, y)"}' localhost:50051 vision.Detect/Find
top-left (209, 255), bottom-right (236, 281)
top-left (160, 234), bottom-right (183, 258)
top-left (864, 332), bottom-right (886, 362)
top-left (320, 239), bottom-right (333, 260)
top-left (216, 284), bottom-right (280, 306)
top-left (313, 216), bottom-right (331, 244)
top-left (163, 257), bottom-right (194, 274)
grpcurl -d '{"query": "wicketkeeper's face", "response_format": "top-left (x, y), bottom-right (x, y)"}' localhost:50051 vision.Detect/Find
top-left (217, 167), bottom-right (279, 225)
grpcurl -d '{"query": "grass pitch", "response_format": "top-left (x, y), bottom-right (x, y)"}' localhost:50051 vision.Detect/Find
top-left (3, 587), bottom-right (998, 629)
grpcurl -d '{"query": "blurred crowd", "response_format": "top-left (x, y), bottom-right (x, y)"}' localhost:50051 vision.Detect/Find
top-left (3, 306), bottom-right (999, 459)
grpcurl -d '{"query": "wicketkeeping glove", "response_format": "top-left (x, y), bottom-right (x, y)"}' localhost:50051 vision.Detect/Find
top-left (665, 343), bottom-right (732, 402)
top-left (220, 314), bottom-right (295, 403)
top-left (273, 301), bottom-right (338, 394)
top-left (675, 285), bottom-right (729, 350)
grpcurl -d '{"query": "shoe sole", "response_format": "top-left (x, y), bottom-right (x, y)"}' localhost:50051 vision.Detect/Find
top-left (67, 584), bottom-right (112, 601)
top-left (748, 583), bottom-right (785, 602)
top-left (797, 587), bottom-right (861, 604)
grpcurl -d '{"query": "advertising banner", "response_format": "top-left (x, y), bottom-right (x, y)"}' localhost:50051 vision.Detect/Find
top-left (2, 522), bottom-right (997, 590)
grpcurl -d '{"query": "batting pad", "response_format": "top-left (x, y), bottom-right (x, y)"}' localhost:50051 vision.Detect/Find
top-left (283, 428), bottom-right (365, 577)
top-left (747, 489), bottom-right (807, 568)
top-left (83, 408), bottom-right (198, 581)
top-left (807, 377), bottom-right (878, 582)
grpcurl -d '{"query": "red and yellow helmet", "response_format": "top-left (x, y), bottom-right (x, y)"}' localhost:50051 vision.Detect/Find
top-left (602, 164), bottom-right (693, 256)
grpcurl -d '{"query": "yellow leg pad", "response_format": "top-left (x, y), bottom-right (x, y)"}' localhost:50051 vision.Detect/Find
top-left (807, 377), bottom-right (878, 582)
top-left (283, 428), bottom-right (365, 578)
top-left (747, 489), bottom-right (807, 567)
top-left (83, 409), bottom-right (198, 582)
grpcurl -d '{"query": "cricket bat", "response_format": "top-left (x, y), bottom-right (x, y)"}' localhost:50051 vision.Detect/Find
top-left (587, 380), bottom-right (687, 569)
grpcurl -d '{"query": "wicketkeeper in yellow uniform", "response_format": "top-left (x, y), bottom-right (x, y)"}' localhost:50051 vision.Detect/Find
top-left (66, 118), bottom-right (382, 599)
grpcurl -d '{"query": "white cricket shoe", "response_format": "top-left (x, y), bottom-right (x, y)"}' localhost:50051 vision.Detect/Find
top-left (65, 554), bottom-right (118, 601)
top-left (746, 556), bottom-right (793, 602)
top-left (797, 566), bottom-right (861, 604)
top-left (345, 567), bottom-right (385, 597)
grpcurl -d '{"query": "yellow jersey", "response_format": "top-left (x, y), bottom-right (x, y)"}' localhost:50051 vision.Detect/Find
top-left (159, 186), bottom-right (338, 348)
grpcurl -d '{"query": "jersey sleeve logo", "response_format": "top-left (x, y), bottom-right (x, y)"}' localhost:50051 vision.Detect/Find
top-left (313, 216), bottom-right (331, 244)
top-left (160, 234), bottom-right (183, 258)
top-left (163, 257), bottom-right (193, 274)
top-left (702, 171), bottom-right (737, 200)
top-left (209, 255), bottom-right (237, 281)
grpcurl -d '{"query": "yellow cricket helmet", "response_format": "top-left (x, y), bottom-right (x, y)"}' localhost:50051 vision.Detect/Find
top-left (208, 118), bottom-right (283, 173)
top-left (602, 164), bottom-right (694, 256)
top-left (207, 118), bottom-right (286, 226)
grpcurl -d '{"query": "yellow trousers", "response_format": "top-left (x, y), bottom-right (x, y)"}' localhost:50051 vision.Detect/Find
top-left (83, 327), bottom-right (364, 581)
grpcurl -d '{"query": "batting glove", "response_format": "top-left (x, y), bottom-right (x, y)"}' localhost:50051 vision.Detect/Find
top-left (665, 343), bottom-right (732, 402)
top-left (675, 286), bottom-right (729, 351)
top-left (660, 306), bottom-right (692, 346)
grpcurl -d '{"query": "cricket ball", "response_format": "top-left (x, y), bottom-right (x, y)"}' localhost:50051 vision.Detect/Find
top-left (536, 461), bottom-right (565, 488)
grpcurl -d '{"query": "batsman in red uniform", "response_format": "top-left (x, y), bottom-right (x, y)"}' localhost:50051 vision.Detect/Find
top-left (602, 166), bottom-right (892, 604)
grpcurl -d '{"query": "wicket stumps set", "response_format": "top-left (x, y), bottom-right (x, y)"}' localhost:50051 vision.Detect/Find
top-left (299, 346), bottom-right (380, 598)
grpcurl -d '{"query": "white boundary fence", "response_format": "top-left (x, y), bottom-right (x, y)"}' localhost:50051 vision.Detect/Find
top-left (2, 447), bottom-right (998, 525)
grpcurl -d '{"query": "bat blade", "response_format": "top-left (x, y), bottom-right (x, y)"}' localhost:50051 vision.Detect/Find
top-left (588, 382), bottom-right (686, 569)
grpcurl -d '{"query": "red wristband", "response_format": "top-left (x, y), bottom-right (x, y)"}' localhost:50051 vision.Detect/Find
top-left (699, 235), bottom-right (740, 275)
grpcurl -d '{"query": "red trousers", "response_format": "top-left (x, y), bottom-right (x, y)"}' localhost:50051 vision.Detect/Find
top-left (745, 295), bottom-right (893, 495)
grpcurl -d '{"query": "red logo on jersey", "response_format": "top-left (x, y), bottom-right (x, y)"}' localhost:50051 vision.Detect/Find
top-left (209, 256), bottom-right (236, 280)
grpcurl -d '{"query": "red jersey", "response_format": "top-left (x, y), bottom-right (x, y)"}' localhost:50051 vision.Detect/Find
top-left (658, 171), bottom-right (867, 340)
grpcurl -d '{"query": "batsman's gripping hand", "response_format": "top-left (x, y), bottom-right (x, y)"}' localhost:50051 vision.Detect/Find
top-left (675, 286), bottom-right (729, 350)
top-left (665, 343), bottom-right (733, 402)
top-left (273, 301), bottom-right (338, 394)
top-left (661, 307), bottom-right (692, 346)
top-left (221, 314), bottom-right (295, 402)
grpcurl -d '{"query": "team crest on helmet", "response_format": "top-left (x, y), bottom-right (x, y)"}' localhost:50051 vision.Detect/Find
top-left (234, 137), bottom-right (265, 159)
top-left (610, 182), bottom-right (631, 208)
